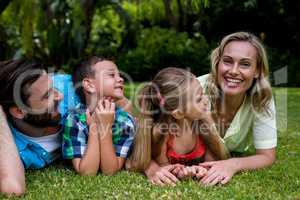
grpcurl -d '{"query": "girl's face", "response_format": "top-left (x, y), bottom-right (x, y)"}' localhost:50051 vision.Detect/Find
top-left (184, 79), bottom-right (209, 120)
top-left (217, 41), bottom-right (259, 98)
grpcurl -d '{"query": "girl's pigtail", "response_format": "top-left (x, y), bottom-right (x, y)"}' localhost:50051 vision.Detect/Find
top-left (127, 83), bottom-right (156, 171)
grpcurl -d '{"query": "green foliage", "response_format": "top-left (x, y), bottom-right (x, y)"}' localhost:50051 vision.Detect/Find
top-left (118, 27), bottom-right (210, 81)
top-left (122, 1), bottom-right (165, 26)
top-left (122, 0), bottom-right (210, 29)
top-left (1, 0), bottom-right (300, 86)
top-left (0, 1), bottom-right (25, 57)
top-left (20, 0), bottom-right (35, 57)
top-left (87, 6), bottom-right (125, 56)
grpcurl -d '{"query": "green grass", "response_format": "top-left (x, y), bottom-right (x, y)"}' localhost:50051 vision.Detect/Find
top-left (2, 87), bottom-right (300, 199)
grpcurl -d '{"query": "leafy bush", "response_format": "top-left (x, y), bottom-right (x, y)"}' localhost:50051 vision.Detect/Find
top-left (117, 27), bottom-right (210, 81)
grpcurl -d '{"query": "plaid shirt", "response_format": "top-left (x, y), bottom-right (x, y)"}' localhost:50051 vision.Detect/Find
top-left (62, 104), bottom-right (135, 159)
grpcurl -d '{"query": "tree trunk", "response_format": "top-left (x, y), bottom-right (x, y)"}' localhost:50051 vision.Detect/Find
top-left (82, 0), bottom-right (96, 53)
top-left (114, 3), bottom-right (136, 52)
top-left (176, 0), bottom-right (184, 31)
top-left (162, 0), bottom-right (178, 30)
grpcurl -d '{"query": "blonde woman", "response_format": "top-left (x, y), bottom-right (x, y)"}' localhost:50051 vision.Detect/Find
top-left (145, 32), bottom-right (277, 186)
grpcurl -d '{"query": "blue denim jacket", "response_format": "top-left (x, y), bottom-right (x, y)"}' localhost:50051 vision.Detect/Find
top-left (11, 74), bottom-right (80, 169)
top-left (10, 126), bottom-right (58, 169)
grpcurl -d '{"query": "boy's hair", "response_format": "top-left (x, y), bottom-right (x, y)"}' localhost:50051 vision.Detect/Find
top-left (0, 59), bottom-right (45, 114)
top-left (72, 56), bottom-right (112, 104)
top-left (128, 67), bottom-right (229, 172)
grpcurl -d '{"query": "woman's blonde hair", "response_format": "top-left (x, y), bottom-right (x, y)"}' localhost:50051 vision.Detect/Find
top-left (208, 31), bottom-right (272, 114)
top-left (128, 67), bottom-right (228, 172)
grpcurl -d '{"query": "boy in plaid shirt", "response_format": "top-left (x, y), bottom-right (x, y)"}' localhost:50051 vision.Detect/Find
top-left (62, 56), bottom-right (135, 176)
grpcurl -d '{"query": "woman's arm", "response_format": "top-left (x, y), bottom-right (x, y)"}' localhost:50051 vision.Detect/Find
top-left (232, 148), bottom-right (275, 171)
top-left (200, 148), bottom-right (276, 185)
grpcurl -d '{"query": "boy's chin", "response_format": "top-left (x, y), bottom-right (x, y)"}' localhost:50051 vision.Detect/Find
top-left (113, 94), bottom-right (124, 101)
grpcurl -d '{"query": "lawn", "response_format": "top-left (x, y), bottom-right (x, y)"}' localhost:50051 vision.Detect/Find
top-left (2, 87), bottom-right (300, 200)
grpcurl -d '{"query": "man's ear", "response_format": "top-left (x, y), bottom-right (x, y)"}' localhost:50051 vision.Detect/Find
top-left (82, 78), bottom-right (96, 94)
top-left (9, 107), bottom-right (26, 119)
top-left (171, 109), bottom-right (184, 120)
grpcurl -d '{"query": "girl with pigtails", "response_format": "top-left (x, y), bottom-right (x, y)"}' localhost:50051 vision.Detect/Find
top-left (127, 67), bottom-right (229, 184)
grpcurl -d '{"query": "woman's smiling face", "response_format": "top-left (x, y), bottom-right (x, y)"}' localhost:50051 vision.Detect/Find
top-left (217, 41), bottom-right (259, 98)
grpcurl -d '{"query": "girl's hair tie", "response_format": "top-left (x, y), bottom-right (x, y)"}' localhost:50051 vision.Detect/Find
top-left (156, 91), bottom-right (165, 106)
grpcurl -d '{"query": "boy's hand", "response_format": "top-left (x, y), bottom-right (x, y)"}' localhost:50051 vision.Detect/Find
top-left (94, 97), bottom-right (115, 130)
top-left (86, 108), bottom-right (93, 126)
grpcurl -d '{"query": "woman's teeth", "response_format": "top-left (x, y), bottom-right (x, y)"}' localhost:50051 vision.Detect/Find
top-left (225, 77), bottom-right (242, 87)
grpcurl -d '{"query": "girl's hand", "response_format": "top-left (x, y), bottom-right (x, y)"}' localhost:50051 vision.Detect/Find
top-left (176, 166), bottom-right (196, 179)
top-left (193, 165), bottom-right (208, 179)
top-left (148, 164), bottom-right (180, 186)
top-left (169, 164), bottom-right (185, 178)
top-left (199, 159), bottom-right (239, 186)
top-left (175, 165), bottom-right (207, 179)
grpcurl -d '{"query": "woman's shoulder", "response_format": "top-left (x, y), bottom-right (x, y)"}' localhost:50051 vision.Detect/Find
top-left (196, 74), bottom-right (211, 89)
top-left (196, 74), bottom-right (210, 83)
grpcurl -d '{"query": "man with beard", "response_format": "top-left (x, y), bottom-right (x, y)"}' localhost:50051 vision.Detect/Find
top-left (0, 59), bottom-right (79, 196)
top-left (0, 59), bottom-right (132, 196)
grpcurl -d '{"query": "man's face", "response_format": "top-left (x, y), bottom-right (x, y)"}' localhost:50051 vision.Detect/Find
top-left (23, 72), bottom-right (63, 127)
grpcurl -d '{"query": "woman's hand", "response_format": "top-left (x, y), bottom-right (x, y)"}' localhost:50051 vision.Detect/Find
top-left (199, 159), bottom-right (239, 186)
top-left (199, 149), bottom-right (276, 186)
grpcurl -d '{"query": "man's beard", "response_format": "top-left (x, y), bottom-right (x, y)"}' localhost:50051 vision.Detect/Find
top-left (23, 112), bottom-right (61, 128)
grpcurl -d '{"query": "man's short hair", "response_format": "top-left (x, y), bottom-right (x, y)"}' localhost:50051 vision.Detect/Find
top-left (0, 59), bottom-right (46, 113)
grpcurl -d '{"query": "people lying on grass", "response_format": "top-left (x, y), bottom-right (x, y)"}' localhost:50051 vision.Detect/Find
top-left (126, 67), bottom-right (229, 185)
top-left (0, 60), bottom-right (66, 171)
top-left (0, 59), bottom-right (72, 196)
top-left (0, 59), bottom-right (132, 196)
top-left (145, 32), bottom-right (277, 186)
top-left (62, 56), bottom-right (136, 176)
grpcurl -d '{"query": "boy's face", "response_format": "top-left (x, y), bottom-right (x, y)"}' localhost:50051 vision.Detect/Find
top-left (91, 60), bottom-right (124, 100)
